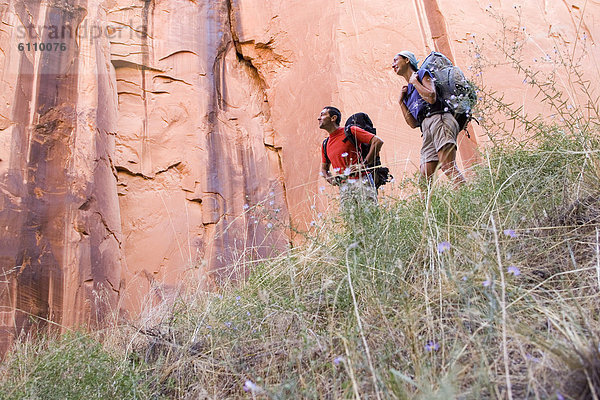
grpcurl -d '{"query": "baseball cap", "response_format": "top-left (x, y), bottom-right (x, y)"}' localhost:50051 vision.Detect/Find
top-left (398, 50), bottom-right (419, 70)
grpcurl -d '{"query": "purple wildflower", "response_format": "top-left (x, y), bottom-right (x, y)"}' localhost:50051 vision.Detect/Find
top-left (437, 241), bottom-right (451, 254)
top-left (425, 341), bottom-right (440, 352)
top-left (503, 229), bottom-right (517, 238)
top-left (556, 392), bottom-right (565, 400)
top-left (507, 266), bottom-right (521, 276)
top-left (333, 356), bottom-right (344, 365)
top-left (483, 279), bottom-right (491, 287)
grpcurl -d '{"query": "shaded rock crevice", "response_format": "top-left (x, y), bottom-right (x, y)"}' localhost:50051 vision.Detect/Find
top-left (225, 0), bottom-right (292, 246)
top-left (115, 160), bottom-right (181, 179)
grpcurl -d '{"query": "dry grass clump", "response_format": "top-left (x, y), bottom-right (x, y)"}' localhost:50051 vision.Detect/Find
top-left (0, 130), bottom-right (598, 400)
top-left (113, 126), bottom-right (599, 398)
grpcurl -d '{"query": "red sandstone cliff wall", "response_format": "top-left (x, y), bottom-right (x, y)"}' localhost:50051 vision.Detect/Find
top-left (0, 0), bottom-right (597, 347)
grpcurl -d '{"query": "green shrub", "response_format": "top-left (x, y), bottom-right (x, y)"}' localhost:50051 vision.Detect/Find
top-left (0, 332), bottom-right (149, 400)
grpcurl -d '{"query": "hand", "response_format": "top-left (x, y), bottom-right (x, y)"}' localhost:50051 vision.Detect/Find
top-left (345, 164), bottom-right (363, 175)
top-left (399, 86), bottom-right (408, 104)
top-left (408, 72), bottom-right (419, 86)
top-left (326, 176), bottom-right (338, 186)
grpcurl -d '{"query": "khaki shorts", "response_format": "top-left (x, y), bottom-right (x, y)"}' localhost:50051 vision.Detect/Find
top-left (420, 113), bottom-right (459, 164)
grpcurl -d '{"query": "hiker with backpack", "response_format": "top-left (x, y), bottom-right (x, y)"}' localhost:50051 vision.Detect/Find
top-left (318, 106), bottom-right (384, 206)
top-left (392, 50), bottom-right (467, 186)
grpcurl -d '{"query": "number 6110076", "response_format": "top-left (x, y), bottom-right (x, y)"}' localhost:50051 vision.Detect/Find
top-left (18, 43), bottom-right (67, 51)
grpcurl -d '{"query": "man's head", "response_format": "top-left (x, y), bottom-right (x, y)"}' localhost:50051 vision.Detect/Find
top-left (318, 106), bottom-right (341, 131)
top-left (392, 51), bottom-right (419, 74)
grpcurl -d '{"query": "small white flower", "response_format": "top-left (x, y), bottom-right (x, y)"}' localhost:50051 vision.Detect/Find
top-left (243, 380), bottom-right (264, 394)
top-left (341, 152), bottom-right (348, 158)
top-left (243, 204), bottom-right (249, 210)
top-left (343, 167), bottom-right (352, 176)
top-left (266, 223), bottom-right (273, 229)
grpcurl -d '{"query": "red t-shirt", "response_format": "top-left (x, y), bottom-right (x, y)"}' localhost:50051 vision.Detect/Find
top-left (321, 126), bottom-right (374, 176)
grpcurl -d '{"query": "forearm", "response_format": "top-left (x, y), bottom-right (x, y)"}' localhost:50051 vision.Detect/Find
top-left (364, 138), bottom-right (383, 165)
top-left (413, 80), bottom-right (436, 104)
top-left (321, 164), bottom-right (336, 185)
top-left (400, 102), bottom-right (419, 128)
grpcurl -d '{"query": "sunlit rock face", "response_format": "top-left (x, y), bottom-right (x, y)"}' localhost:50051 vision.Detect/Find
top-left (0, 0), bottom-right (597, 349)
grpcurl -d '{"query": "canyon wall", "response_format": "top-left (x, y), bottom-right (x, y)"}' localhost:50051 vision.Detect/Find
top-left (0, 0), bottom-right (597, 349)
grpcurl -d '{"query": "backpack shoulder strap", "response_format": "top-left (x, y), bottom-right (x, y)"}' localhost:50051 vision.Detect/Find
top-left (343, 125), bottom-right (358, 146)
top-left (322, 137), bottom-right (330, 164)
top-left (344, 125), bottom-right (373, 168)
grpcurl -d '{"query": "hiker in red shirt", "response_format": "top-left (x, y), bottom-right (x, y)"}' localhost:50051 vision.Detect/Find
top-left (318, 106), bottom-right (383, 205)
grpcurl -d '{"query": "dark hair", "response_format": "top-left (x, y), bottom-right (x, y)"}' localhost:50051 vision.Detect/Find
top-left (323, 106), bottom-right (341, 125)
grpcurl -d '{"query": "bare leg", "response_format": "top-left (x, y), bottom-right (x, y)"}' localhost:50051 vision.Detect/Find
top-left (437, 144), bottom-right (466, 187)
top-left (420, 161), bottom-right (439, 180)
top-left (419, 160), bottom-right (438, 193)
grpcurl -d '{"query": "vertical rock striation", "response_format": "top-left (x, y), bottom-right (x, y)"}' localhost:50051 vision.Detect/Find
top-left (0, 0), bottom-right (123, 352)
top-left (111, 0), bottom-right (290, 313)
top-left (0, 0), bottom-right (598, 352)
